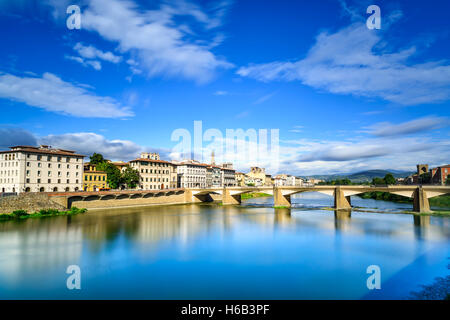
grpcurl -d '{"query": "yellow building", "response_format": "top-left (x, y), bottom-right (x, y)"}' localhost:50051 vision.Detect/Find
top-left (235, 172), bottom-right (246, 186)
top-left (83, 163), bottom-right (108, 191)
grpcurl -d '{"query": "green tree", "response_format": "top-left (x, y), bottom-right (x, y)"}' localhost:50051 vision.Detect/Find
top-left (90, 153), bottom-right (105, 165)
top-left (446, 176), bottom-right (450, 185)
top-left (122, 166), bottom-right (140, 189)
top-left (419, 172), bottom-right (431, 184)
top-left (97, 162), bottom-right (123, 189)
top-left (372, 177), bottom-right (385, 185)
top-left (384, 173), bottom-right (396, 185)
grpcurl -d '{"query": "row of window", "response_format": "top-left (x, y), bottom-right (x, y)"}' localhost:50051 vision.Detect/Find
top-left (136, 162), bottom-right (171, 167)
top-left (0, 153), bottom-right (81, 162)
top-left (141, 184), bottom-right (167, 190)
top-left (140, 169), bottom-right (170, 174)
top-left (0, 161), bottom-right (19, 167)
top-left (26, 162), bottom-right (79, 169)
top-left (141, 177), bottom-right (168, 182)
top-left (0, 170), bottom-right (18, 176)
top-left (84, 175), bottom-right (106, 181)
top-left (1, 186), bottom-right (80, 193)
top-left (25, 178), bottom-right (79, 184)
top-left (31, 154), bottom-right (79, 162)
top-left (30, 170), bottom-right (78, 177)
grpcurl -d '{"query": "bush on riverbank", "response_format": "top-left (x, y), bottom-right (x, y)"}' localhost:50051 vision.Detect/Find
top-left (0, 207), bottom-right (87, 221)
top-left (241, 192), bottom-right (272, 199)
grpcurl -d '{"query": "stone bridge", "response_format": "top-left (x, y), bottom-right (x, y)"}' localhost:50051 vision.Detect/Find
top-left (186, 185), bottom-right (450, 213)
top-left (47, 185), bottom-right (450, 213)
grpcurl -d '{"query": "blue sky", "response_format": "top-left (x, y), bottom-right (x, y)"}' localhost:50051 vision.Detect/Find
top-left (0, 0), bottom-right (449, 175)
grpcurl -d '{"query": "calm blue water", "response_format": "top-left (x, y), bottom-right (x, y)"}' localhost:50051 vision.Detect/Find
top-left (0, 192), bottom-right (448, 299)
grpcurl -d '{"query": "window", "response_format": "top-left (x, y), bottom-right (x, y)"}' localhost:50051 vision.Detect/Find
top-left (85, 176), bottom-right (88, 181)
top-left (37, 179), bottom-right (41, 183)
top-left (67, 179), bottom-right (70, 184)
top-left (37, 170), bottom-right (41, 177)
top-left (48, 163), bottom-right (52, 168)
top-left (37, 155), bottom-right (41, 160)
top-left (57, 157), bottom-right (61, 162)
top-left (26, 178), bottom-right (30, 183)
top-left (38, 162), bottom-right (42, 167)
top-left (47, 156), bottom-right (52, 161)
top-left (48, 179), bottom-right (51, 183)
top-left (48, 171), bottom-right (51, 177)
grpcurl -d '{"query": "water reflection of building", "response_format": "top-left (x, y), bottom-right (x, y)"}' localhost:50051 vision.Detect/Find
top-left (0, 218), bottom-right (82, 283)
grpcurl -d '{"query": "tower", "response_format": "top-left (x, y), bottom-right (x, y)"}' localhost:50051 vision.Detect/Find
top-left (211, 150), bottom-right (215, 165)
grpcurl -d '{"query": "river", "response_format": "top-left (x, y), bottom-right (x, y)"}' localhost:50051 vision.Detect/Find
top-left (0, 192), bottom-right (449, 299)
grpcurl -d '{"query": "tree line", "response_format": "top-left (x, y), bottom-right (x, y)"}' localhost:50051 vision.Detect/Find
top-left (317, 173), bottom-right (397, 186)
top-left (89, 153), bottom-right (140, 189)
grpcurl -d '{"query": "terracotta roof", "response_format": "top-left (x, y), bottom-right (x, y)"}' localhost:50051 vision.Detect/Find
top-left (176, 161), bottom-right (209, 167)
top-left (1, 146), bottom-right (85, 157)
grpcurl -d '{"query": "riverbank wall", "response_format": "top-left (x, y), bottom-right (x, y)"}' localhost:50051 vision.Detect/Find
top-left (0, 193), bottom-right (67, 214)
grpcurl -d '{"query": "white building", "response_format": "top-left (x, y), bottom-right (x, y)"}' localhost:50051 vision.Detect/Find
top-left (0, 145), bottom-right (84, 193)
top-left (129, 153), bottom-right (177, 190)
top-left (221, 166), bottom-right (236, 187)
top-left (174, 160), bottom-right (207, 188)
top-left (206, 166), bottom-right (222, 188)
top-left (274, 174), bottom-right (287, 186)
top-left (295, 176), bottom-right (304, 186)
top-left (286, 175), bottom-right (296, 186)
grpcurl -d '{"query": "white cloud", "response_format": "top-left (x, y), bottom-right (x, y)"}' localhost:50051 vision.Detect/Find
top-left (66, 43), bottom-right (122, 71)
top-left (66, 55), bottom-right (102, 70)
top-left (0, 72), bottom-right (133, 118)
top-left (76, 0), bottom-right (233, 83)
top-left (365, 116), bottom-right (450, 137)
top-left (74, 42), bottom-right (122, 63)
top-left (237, 22), bottom-right (450, 105)
top-left (40, 132), bottom-right (143, 160)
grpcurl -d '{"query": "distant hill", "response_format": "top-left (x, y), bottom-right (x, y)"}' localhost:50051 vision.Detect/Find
top-left (303, 169), bottom-right (415, 183)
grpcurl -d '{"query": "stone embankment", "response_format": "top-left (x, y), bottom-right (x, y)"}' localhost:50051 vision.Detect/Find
top-left (0, 193), bottom-right (66, 214)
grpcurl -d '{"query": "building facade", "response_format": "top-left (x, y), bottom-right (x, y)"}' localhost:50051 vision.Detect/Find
top-left (0, 145), bottom-right (84, 193)
top-left (206, 166), bottom-right (222, 188)
top-left (235, 172), bottom-right (246, 186)
top-left (431, 165), bottom-right (450, 185)
top-left (129, 153), bottom-right (177, 190)
top-left (221, 167), bottom-right (236, 187)
top-left (175, 160), bottom-right (207, 188)
top-left (83, 163), bottom-right (108, 191)
top-left (247, 167), bottom-right (266, 181)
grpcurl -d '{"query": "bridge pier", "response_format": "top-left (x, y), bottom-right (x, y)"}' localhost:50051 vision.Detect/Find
top-left (274, 187), bottom-right (291, 208)
top-left (413, 187), bottom-right (431, 213)
top-left (334, 187), bottom-right (352, 210)
top-left (222, 188), bottom-right (241, 205)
